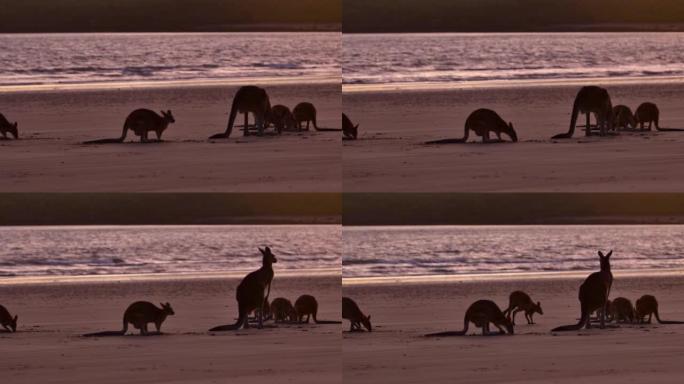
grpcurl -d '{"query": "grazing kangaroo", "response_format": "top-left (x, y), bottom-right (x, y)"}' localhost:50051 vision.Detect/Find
top-left (612, 105), bottom-right (636, 131)
top-left (210, 86), bottom-right (272, 138)
top-left (608, 297), bottom-right (635, 323)
top-left (0, 305), bottom-right (18, 332)
top-left (503, 291), bottom-right (543, 325)
top-left (209, 247), bottom-right (277, 331)
top-left (342, 113), bottom-right (359, 140)
top-left (425, 109), bottom-right (518, 144)
top-left (634, 102), bottom-right (684, 131)
top-left (268, 104), bottom-right (296, 133)
top-left (293, 102), bottom-right (341, 132)
top-left (426, 300), bottom-right (514, 337)
top-left (270, 297), bottom-right (297, 323)
top-left (635, 295), bottom-right (684, 324)
top-left (84, 109), bottom-right (175, 144)
top-left (342, 297), bottom-right (372, 332)
top-left (83, 301), bottom-right (175, 337)
top-left (552, 86), bottom-right (613, 139)
top-left (552, 250), bottom-right (613, 332)
top-left (294, 294), bottom-right (342, 325)
top-left (0, 113), bottom-right (19, 139)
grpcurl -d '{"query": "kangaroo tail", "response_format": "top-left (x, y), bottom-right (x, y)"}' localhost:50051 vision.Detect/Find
top-left (656, 127), bottom-right (684, 132)
top-left (426, 315), bottom-right (469, 337)
top-left (82, 138), bottom-right (125, 144)
top-left (314, 127), bottom-right (343, 131)
top-left (82, 330), bottom-right (126, 337)
top-left (425, 138), bottom-right (467, 144)
top-left (209, 97), bottom-right (240, 139)
top-left (209, 311), bottom-right (247, 332)
top-left (655, 311), bottom-right (684, 324)
top-left (553, 101), bottom-right (580, 139)
top-left (552, 311), bottom-right (589, 332)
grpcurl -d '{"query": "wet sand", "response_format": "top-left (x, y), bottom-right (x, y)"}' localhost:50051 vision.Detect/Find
top-left (343, 273), bottom-right (684, 384)
top-left (0, 274), bottom-right (341, 384)
top-left (343, 81), bottom-right (684, 192)
top-left (0, 82), bottom-right (341, 192)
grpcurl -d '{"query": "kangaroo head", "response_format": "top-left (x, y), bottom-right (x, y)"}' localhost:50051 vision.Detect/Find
top-left (10, 122), bottom-right (18, 139)
top-left (507, 122), bottom-right (518, 142)
top-left (259, 246), bottom-right (277, 264)
top-left (535, 302), bottom-right (543, 315)
top-left (10, 315), bottom-right (17, 332)
top-left (598, 250), bottom-right (612, 271)
top-left (161, 110), bottom-right (175, 123)
top-left (160, 302), bottom-right (175, 316)
top-left (362, 314), bottom-right (372, 332)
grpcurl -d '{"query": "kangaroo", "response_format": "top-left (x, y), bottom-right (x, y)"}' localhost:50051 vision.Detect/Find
top-left (83, 301), bottom-right (175, 337)
top-left (425, 109), bottom-right (518, 144)
top-left (552, 86), bottom-right (613, 139)
top-left (293, 102), bottom-right (341, 132)
top-left (209, 247), bottom-right (277, 331)
top-left (552, 250), bottom-right (613, 332)
top-left (294, 294), bottom-right (342, 325)
top-left (209, 86), bottom-right (271, 139)
top-left (342, 297), bottom-right (372, 332)
top-left (502, 291), bottom-right (543, 325)
top-left (634, 102), bottom-right (684, 131)
top-left (0, 305), bottom-right (18, 332)
top-left (342, 113), bottom-right (359, 140)
top-left (270, 297), bottom-right (297, 323)
top-left (608, 297), bottom-right (635, 323)
top-left (612, 105), bottom-right (636, 131)
top-left (268, 104), bottom-right (296, 133)
top-left (426, 300), bottom-right (514, 337)
top-left (84, 109), bottom-right (175, 144)
top-left (635, 295), bottom-right (684, 324)
top-left (0, 113), bottom-right (19, 139)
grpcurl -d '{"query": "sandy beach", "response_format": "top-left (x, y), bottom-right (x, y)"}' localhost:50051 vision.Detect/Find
top-left (0, 273), bottom-right (341, 384)
top-left (343, 272), bottom-right (684, 383)
top-left (0, 81), bottom-right (341, 192)
top-left (343, 80), bottom-right (684, 192)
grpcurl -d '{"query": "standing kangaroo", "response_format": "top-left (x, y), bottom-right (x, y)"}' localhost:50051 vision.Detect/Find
top-left (268, 104), bottom-right (296, 133)
top-left (0, 305), bottom-right (18, 332)
top-left (502, 291), bottom-right (543, 325)
top-left (210, 86), bottom-right (272, 139)
top-left (612, 105), bottom-right (636, 131)
top-left (294, 294), bottom-right (342, 325)
top-left (342, 113), bottom-right (359, 140)
top-left (209, 247), bottom-right (277, 331)
top-left (342, 297), bottom-right (372, 332)
top-left (270, 297), bottom-right (297, 323)
top-left (635, 295), bottom-right (684, 324)
top-left (552, 86), bottom-right (613, 139)
top-left (293, 102), bottom-right (341, 132)
top-left (84, 109), bottom-right (175, 144)
top-left (0, 113), bottom-right (19, 139)
top-left (552, 250), bottom-right (613, 332)
top-left (83, 301), bottom-right (175, 337)
top-left (608, 297), bottom-right (635, 323)
top-left (426, 300), bottom-right (514, 337)
top-left (425, 109), bottom-right (518, 144)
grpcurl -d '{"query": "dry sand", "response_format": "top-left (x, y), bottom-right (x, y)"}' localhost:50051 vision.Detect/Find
top-left (343, 81), bottom-right (684, 192)
top-left (0, 82), bottom-right (341, 192)
top-left (0, 274), bottom-right (341, 384)
top-left (343, 273), bottom-right (684, 384)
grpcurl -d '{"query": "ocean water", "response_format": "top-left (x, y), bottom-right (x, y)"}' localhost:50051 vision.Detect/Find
top-left (343, 33), bottom-right (684, 88)
top-left (343, 225), bottom-right (684, 278)
top-left (0, 225), bottom-right (340, 277)
top-left (0, 33), bottom-right (339, 88)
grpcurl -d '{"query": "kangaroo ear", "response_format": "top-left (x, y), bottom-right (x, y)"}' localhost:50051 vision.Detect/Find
top-left (606, 250), bottom-right (613, 258)
top-left (258, 247), bottom-right (265, 254)
top-left (160, 302), bottom-right (165, 308)
top-left (537, 301), bottom-right (541, 307)
top-left (265, 246), bottom-right (271, 252)
top-left (13, 315), bottom-right (18, 322)
top-left (598, 251), bottom-right (605, 258)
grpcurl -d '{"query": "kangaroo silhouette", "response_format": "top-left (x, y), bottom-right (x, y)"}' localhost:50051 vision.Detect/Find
top-left (635, 295), bottom-right (684, 324)
top-left (612, 105), bottom-right (636, 131)
top-left (426, 300), bottom-right (514, 337)
top-left (292, 102), bottom-right (341, 132)
top-left (84, 109), bottom-right (175, 144)
top-left (342, 297), bottom-right (372, 332)
top-left (503, 291), bottom-right (543, 325)
top-left (209, 247), bottom-right (277, 331)
top-left (268, 104), bottom-right (296, 133)
top-left (209, 86), bottom-right (272, 139)
top-left (293, 294), bottom-right (342, 325)
top-left (552, 86), bottom-right (613, 139)
top-left (83, 301), bottom-right (175, 337)
top-left (342, 113), bottom-right (359, 140)
top-left (270, 297), bottom-right (297, 323)
top-left (608, 297), bottom-right (635, 323)
top-left (0, 113), bottom-right (18, 139)
top-left (426, 109), bottom-right (517, 144)
top-left (634, 102), bottom-right (684, 132)
top-left (552, 250), bottom-right (613, 332)
top-left (0, 304), bottom-right (18, 332)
